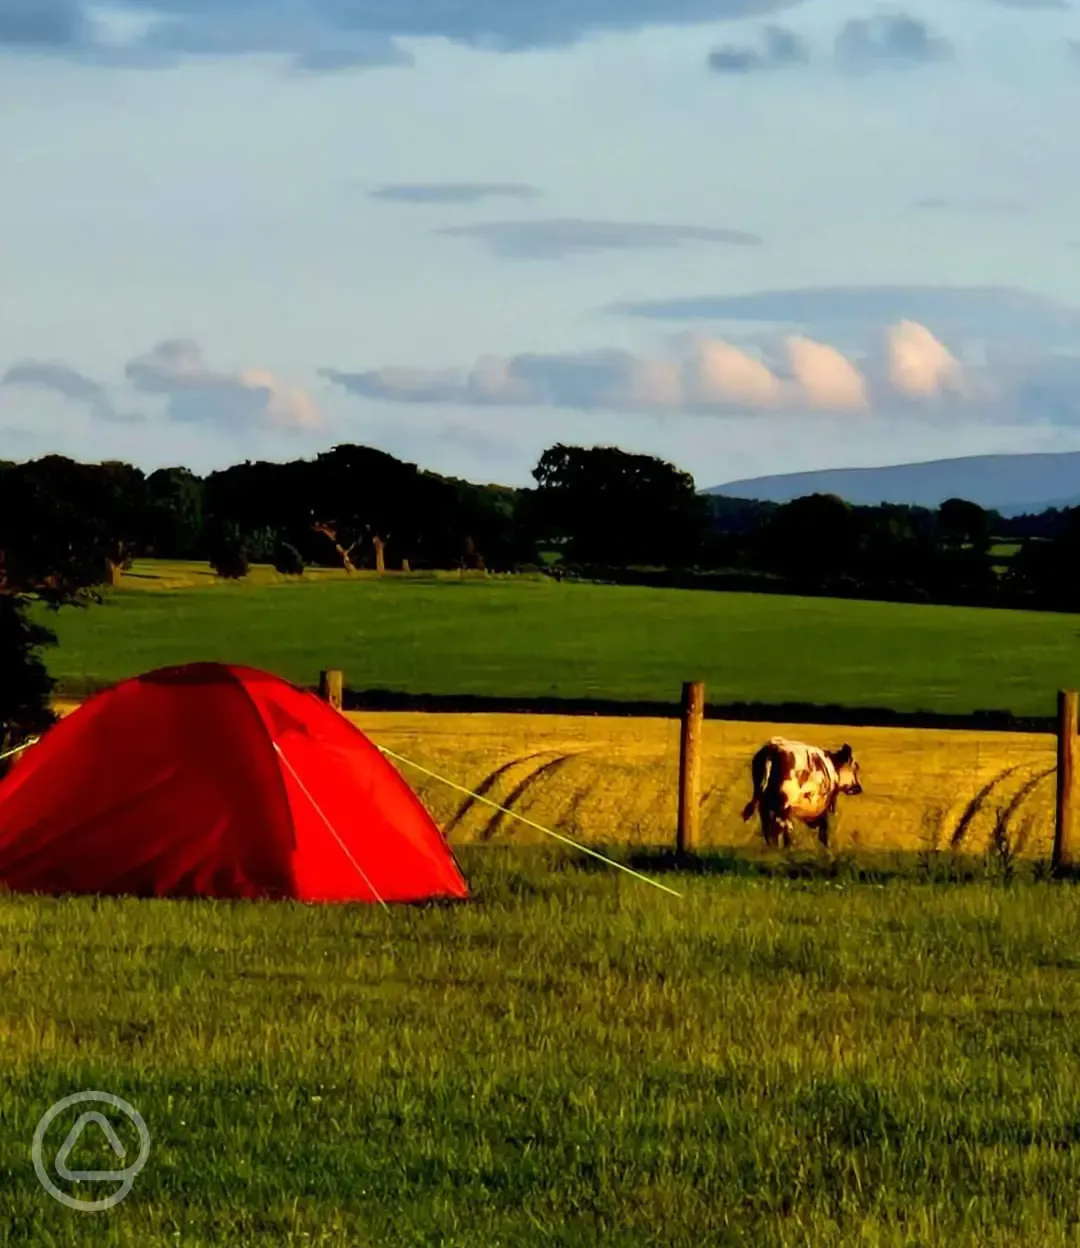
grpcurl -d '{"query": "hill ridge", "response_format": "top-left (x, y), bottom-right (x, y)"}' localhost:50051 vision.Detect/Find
top-left (708, 450), bottom-right (1080, 514)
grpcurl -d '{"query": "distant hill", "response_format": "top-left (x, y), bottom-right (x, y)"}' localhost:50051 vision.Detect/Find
top-left (707, 452), bottom-right (1080, 516)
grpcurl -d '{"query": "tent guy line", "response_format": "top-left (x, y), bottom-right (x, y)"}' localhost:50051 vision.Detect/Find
top-left (271, 740), bottom-right (390, 912)
top-left (0, 738), bottom-right (39, 764)
top-left (375, 744), bottom-right (683, 899)
top-left (1, 722), bottom-right (680, 900)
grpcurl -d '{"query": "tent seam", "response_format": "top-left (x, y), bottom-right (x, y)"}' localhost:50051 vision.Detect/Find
top-left (224, 666), bottom-right (303, 897)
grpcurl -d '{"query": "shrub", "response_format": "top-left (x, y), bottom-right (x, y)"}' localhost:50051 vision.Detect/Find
top-left (209, 532), bottom-right (249, 580)
top-left (273, 542), bottom-right (305, 576)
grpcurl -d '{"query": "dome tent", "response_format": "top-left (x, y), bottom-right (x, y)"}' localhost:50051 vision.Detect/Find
top-left (0, 663), bottom-right (469, 903)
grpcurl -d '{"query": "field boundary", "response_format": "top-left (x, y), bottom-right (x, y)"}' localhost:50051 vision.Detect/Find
top-left (53, 683), bottom-right (1062, 734)
top-left (336, 687), bottom-right (1059, 735)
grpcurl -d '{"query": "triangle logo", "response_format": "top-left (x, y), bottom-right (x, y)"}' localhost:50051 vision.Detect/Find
top-left (54, 1112), bottom-right (127, 1181)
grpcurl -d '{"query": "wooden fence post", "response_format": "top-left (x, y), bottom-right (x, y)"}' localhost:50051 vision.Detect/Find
top-left (677, 681), bottom-right (705, 857)
top-left (319, 668), bottom-right (344, 712)
top-left (1054, 688), bottom-right (1078, 872)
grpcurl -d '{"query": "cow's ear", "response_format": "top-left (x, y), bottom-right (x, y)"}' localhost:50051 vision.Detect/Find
top-left (836, 743), bottom-right (852, 762)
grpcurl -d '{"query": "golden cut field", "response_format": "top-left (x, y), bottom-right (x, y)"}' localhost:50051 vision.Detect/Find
top-left (50, 701), bottom-right (1059, 856)
top-left (345, 711), bottom-right (1059, 858)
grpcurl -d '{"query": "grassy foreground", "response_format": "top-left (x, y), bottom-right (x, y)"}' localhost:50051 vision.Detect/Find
top-left (3, 850), bottom-right (1080, 1246)
top-left (34, 560), bottom-right (1080, 717)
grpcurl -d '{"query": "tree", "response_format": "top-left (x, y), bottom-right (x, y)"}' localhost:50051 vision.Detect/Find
top-left (760, 494), bottom-right (859, 576)
top-left (273, 541), bottom-right (305, 576)
top-left (448, 477), bottom-right (537, 571)
top-left (1006, 507), bottom-right (1080, 610)
top-left (209, 526), bottom-right (249, 579)
top-left (924, 497), bottom-right (997, 602)
top-left (529, 444), bottom-right (706, 567)
top-left (245, 527), bottom-right (280, 564)
top-left (0, 460), bottom-right (110, 764)
top-left (937, 498), bottom-right (991, 554)
top-left (9, 456), bottom-right (148, 587)
top-left (196, 445), bottom-right (528, 573)
top-left (0, 597), bottom-right (59, 767)
top-left (96, 460), bottom-right (149, 584)
top-left (146, 467), bottom-right (205, 559)
top-left (851, 502), bottom-right (935, 597)
top-left (461, 535), bottom-right (485, 571)
top-left (203, 458), bottom-right (315, 563)
top-left (305, 445), bottom-right (462, 571)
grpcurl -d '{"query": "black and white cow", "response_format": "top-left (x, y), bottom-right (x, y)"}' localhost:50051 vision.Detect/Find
top-left (741, 736), bottom-right (863, 848)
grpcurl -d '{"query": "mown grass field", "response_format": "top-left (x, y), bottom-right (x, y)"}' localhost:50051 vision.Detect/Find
top-left (343, 711), bottom-right (1056, 859)
top-left (41, 701), bottom-right (1055, 861)
top-left (4, 853), bottom-right (1080, 1247)
top-left (34, 559), bottom-right (1080, 718)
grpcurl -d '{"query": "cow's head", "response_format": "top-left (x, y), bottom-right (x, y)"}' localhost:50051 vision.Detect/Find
top-left (829, 743), bottom-right (862, 795)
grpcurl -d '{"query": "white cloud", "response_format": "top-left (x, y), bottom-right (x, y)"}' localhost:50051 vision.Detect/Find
top-left (125, 340), bottom-right (322, 432)
top-left (886, 320), bottom-right (964, 399)
top-left (692, 339), bottom-right (783, 406)
top-left (322, 321), bottom-right (1080, 428)
top-left (785, 336), bottom-right (868, 410)
top-left (323, 325), bottom-right (917, 415)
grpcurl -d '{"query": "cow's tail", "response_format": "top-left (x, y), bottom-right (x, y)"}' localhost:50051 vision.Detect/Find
top-left (741, 745), bottom-right (771, 821)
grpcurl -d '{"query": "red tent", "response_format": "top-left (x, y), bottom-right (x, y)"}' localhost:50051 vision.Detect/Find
top-left (0, 663), bottom-right (469, 904)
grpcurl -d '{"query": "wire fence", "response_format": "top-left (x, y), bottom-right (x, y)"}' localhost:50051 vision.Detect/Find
top-left (350, 705), bottom-right (1061, 861)
top-left (26, 681), bottom-right (1070, 864)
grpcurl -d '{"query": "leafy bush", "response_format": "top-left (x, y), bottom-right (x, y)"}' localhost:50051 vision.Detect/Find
top-left (209, 530), bottom-right (249, 580)
top-left (273, 542), bottom-right (304, 576)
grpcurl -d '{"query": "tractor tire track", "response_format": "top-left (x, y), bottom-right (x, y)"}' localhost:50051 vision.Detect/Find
top-left (443, 751), bottom-right (553, 836)
top-left (950, 763), bottom-right (1030, 849)
top-left (1002, 765), bottom-right (1056, 856)
top-left (481, 753), bottom-right (579, 841)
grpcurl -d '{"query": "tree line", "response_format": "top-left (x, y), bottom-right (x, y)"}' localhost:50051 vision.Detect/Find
top-left (4, 439), bottom-right (1080, 592)
top-left (3, 439), bottom-right (1080, 754)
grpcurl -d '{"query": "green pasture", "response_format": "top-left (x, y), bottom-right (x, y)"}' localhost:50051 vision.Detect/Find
top-left (3, 851), bottom-right (1080, 1246)
top-left (33, 559), bottom-right (1080, 717)
top-left (990, 542), bottom-right (1021, 560)
top-left (989, 541), bottom-right (1020, 575)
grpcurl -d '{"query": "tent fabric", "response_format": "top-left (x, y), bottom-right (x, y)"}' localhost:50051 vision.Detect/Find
top-left (0, 663), bottom-right (469, 903)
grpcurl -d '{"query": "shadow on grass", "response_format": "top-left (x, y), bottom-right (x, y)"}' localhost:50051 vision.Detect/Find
top-left (1047, 861), bottom-right (1080, 884)
top-left (554, 845), bottom-right (1066, 887)
top-left (626, 848), bottom-right (927, 884)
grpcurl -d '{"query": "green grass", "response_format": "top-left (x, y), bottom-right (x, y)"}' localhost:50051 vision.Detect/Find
top-left (4, 850), bottom-right (1080, 1246)
top-left (990, 542), bottom-right (1021, 560)
top-left (989, 542), bottom-right (1022, 576)
top-left (34, 560), bottom-right (1080, 717)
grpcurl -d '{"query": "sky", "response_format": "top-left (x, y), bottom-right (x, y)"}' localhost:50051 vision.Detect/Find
top-left (1, 0), bottom-right (1079, 489)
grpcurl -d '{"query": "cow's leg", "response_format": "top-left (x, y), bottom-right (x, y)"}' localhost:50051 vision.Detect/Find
top-left (803, 813), bottom-right (833, 852)
top-left (760, 810), bottom-right (779, 847)
top-left (779, 818), bottom-right (793, 850)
